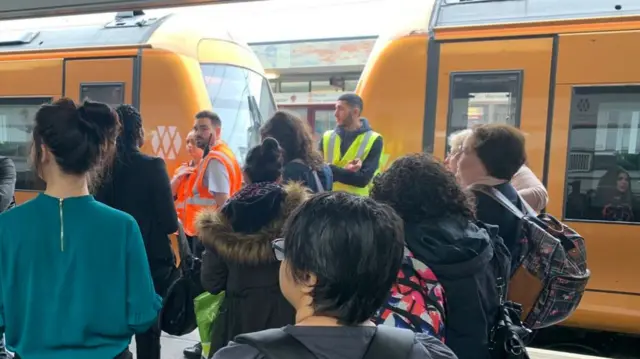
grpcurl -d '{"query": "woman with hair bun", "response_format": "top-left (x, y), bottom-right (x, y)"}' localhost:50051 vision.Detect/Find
top-left (94, 104), bottom-right (179, 359)
top-left (196, 137), bottom-right (310, 357)
top-left (0, 98), bottom-right (161, 359)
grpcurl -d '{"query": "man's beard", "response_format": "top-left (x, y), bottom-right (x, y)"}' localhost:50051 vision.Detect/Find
top-left (196, 136), bottom-right (209, 150)
top-left (338, 115), bottom-right (354, 129)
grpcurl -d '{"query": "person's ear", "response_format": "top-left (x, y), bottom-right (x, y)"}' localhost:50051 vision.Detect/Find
top-left (300, 272), bottom-right (317, 296)
top-left (40, 144), bottom-right (50, 164)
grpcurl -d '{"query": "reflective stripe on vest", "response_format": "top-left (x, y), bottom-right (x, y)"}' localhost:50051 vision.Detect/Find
top-left (322, 129), bottom-right (381, 196)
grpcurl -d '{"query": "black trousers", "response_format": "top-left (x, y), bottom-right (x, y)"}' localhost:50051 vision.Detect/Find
top-left (135, 323), bottom-right (161, 359)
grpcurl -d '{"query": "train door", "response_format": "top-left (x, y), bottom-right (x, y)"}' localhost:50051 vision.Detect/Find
top-left (433, 38), bottom-right (555, 178)
top-left (546, 31), bottom-right (640, 333)
top-left (0, 59), bottom-right (63, 202)
top-left (64, 57), bottom-right (135, 106)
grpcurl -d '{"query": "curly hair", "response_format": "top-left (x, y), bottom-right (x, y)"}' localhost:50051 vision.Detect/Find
top-left (370, 153), bottom-right (475, 223)
top-left (260, 110), bottom-right (323, 171)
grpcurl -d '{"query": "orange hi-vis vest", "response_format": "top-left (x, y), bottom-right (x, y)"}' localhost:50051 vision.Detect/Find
top-left (182, 141), bottom-right (242, 236)
top-left (173, 162), bottom-right (196, 227)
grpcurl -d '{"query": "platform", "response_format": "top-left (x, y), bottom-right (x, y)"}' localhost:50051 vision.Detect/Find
top-left (129, 331), bottom-right (611, 359)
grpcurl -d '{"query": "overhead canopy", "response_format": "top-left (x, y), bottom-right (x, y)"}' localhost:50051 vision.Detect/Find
top-left (0, 0), bottom-right (262, 21)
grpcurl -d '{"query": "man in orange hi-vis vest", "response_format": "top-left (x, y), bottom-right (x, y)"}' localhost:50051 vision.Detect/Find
top-left (183, 110), bottom-right (242, 239)
top-left (182, 110), bottom-right (242, 359)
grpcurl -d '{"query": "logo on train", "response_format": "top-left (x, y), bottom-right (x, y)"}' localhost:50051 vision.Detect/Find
top-left (150, 126), bottom-right (182, 160)
top-left (577, 98), bottom-right (590, 112)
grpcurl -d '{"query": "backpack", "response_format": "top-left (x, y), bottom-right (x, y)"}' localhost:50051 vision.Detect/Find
top-left (473, 186), bottom-right (591, 330)
top-left (234, 325), bottom-right (415, 359)
top-left (372, 248), bottom-right (446, 341)
top-left (290, 159), bottom-right (327, 193)
top-left (158, 221), bottom-right (203, 336)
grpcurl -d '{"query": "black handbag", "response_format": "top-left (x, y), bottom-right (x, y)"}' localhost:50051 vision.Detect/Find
top-left (157, 221), bottom-right (204, 336)
top-left (488, 277), bottom-right (531, 359)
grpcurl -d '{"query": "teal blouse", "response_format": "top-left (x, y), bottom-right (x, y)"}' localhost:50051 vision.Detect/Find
top-left (0, 193), bottom-right (162, 359)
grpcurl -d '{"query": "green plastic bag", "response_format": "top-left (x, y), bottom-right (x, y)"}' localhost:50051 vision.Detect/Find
top-left (194, 291), bottom-right (225, 358)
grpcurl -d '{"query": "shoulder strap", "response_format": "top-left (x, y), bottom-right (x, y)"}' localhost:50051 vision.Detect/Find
top-left (290, 159), bottom-right (325, 193)
top-left (471, 184), bottom-right (536, 218)
top-left (362, 326), bottom-right (415, 359)
top-left (234, 329), bottom-right (317, 359)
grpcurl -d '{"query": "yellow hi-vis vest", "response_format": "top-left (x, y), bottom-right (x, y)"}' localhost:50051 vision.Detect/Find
top-left (322, 129), bottom-right (382, 196)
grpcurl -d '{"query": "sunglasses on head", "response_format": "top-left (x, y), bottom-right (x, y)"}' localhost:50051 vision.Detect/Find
top-left (272, 238), bottom-right (284, 261)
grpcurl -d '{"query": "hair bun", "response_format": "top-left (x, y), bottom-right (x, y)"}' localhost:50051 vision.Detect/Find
top-left (262, 137), bottom-right (280, 152)
top-left (55, 98), bottom-right (78, 111)
top-left (77, 100), bottom-right (118, 141)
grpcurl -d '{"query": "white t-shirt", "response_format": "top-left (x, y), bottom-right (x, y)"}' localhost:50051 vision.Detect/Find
top-left (203, 159), bottom-right (230, 196)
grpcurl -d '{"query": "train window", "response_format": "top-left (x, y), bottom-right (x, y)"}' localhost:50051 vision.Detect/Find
top-left (0, 98), bottom-right (49, 191)
top-left (201, 64), bottom-right (276, 164)
top-left (565, 86), bottom-right (640, 224)
top-left (280, 81), bottom-right (310, 93)
top-left (80, 83), bottom-right (124, 107)
top-left (447, 71), bottom-right (522, 146)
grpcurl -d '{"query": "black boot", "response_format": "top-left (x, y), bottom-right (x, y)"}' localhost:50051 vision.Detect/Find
top-left (183, 342), bottom-right (202, 359)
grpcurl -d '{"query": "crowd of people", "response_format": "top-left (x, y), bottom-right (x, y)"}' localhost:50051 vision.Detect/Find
top-left (0, 92), bottom-right (552, 359)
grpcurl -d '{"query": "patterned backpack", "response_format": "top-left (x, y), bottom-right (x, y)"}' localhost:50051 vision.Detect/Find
top-left (474, 186), bottom-right (590, 330)
top-left (373, 248), bottom-right (446, 341)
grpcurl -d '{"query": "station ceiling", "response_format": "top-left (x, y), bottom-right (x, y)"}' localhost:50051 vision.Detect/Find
top-left (0, 0), bottom-right (262, 20)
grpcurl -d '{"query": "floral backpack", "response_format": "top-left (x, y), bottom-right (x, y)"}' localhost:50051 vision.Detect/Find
top-left (373, 248), bottom-right (446, 342)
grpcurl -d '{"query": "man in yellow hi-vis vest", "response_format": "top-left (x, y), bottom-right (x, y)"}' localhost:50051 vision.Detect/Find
top-left (319, 93), bottom-right (384, 196)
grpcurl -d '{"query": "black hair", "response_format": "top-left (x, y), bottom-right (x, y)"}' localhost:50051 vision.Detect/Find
top-left (195, 110), bottom-right (222, 127)
top-left (243, 137), bottom-right (283, 183)
top-left (371, 153), bottom-right (475, 223)
top-left (595, 166), bottom-right (633, 205)
top-left (470, 123), bottom-right (526, 181)
top-left (260, 110), bottom-right (323, 170)
top-left (114, 104), bottom-right (143, 159)
top-left (32, 98), bottom-right (119, 176)
top-left (338, 93), bottom-right (364, 113)
top-left (283, 192), bottom-right (404, 326)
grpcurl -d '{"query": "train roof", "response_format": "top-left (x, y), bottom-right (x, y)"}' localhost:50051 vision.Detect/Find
top-left (431, 0), bottom-right (640, 29)
top-left (0, 10), bottom-right (244, 54)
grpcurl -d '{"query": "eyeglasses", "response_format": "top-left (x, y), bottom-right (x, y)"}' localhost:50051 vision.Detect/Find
top-left (272, 238), bottom-right (285, 261)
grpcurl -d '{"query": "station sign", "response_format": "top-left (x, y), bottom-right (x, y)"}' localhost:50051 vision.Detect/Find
top-left (0, 0), bottom-right (261, 20)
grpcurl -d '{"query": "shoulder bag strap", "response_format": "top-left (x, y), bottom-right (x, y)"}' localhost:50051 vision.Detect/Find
top-left (234, 328), bottom-right (318, 359)
top-left (471, 184), bottom-right (536, 218)
top-left (362, 326), bottom-right (415, 359)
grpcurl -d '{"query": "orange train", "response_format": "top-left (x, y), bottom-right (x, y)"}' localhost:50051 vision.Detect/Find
top-left (357, 0), bottom-right (640, 347)
top-left (0, 10), bottom-right (276, 205)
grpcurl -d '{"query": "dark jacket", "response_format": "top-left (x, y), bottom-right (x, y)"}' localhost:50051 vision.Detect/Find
top-left (94, 150), bottom-right (179, 296)
top-left (404, 217), bottom-right (507, 359)
top-left (0, 157), bottom-right (16, 212)
top-left (283, 161), bottom-right (333, 193)
top-left (197, 182), bottom-right (309, 356)
top-left (319, 118), bottom-right (383, 188)
top-left (472, 182), bottom-right (522, 271)
top-left (213, 326), bottom-right (459, 359)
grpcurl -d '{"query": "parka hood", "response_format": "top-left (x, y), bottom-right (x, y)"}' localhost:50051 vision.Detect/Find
top-left (195, 182), bottom-right (310, 265)
top-left (404, 217), bottom-right (496, 279)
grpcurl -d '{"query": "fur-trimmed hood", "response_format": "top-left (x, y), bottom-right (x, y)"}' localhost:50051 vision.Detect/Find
top-left (195, 182), bottom-right (310, 265)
